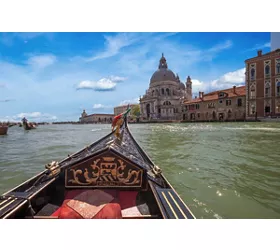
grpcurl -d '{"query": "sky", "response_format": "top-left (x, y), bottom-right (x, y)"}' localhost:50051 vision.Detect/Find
top-left (0, 32), bottom-right (271, 122)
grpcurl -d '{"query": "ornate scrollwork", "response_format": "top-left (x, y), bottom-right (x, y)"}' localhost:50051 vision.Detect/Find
top-left (66, 154), bottom-right (143, 188)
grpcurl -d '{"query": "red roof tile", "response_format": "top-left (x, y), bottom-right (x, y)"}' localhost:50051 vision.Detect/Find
top-left (184, 86), bottom-right (246, 104)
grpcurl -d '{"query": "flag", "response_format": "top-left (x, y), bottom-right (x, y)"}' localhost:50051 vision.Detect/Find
top-left (112, 104), bottom-right (131, 129)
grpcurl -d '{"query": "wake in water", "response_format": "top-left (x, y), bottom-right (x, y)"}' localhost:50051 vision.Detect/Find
top-left (91, 128), bottom-right (102, 132)
top-left (224, 127), bottom-right (280, 132)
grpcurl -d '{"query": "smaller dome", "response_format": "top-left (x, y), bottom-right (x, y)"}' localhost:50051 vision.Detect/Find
top-left (176, 74), bottom-right (185, 90)
top-left (179, 82), bottom-right (185, 90)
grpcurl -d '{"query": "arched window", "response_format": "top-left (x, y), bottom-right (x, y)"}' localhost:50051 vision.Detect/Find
top-left (250, 85), bottom-right (256, 98)
top-left (277, 82), bottom-right (280, 96)
top-left (276, 62), bottom-right (280, 74)
top-left (276, 101), bottom-right (280, 113)
top-left (152, 90), bottom-right (155, 96)
top-left (265, 65), bottom-right (270, 75)
top-left (161, 88), bottom-right (164, 95)
top-left (250, 105), bottom-right (255, 115)
top-left (163, 101), bottom-right (171, 106)
top-left (265, 105), bottom-right (271, 114)
top-left (166, 88), bottom-right (170, 96)
top-left (251, 68), bottom-right (255, 79)
top-left (265, 82), bottom-right (271, 97)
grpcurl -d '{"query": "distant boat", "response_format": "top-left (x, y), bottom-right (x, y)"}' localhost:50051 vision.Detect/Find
top-left (22, 118), bottom-right (36, 130)
top-left (0, 126), bottom-right (8, 135)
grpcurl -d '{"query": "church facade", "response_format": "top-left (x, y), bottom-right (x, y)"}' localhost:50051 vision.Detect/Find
top-left (139, 54), bottom-right (192, 120)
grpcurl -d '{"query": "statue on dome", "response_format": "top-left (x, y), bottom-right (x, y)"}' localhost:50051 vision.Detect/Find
top-left (159, 53), bottom-right (167, 69)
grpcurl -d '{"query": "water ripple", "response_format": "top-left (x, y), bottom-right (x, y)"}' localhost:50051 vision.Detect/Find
top-left (1, 123), bottom-right (280, 218)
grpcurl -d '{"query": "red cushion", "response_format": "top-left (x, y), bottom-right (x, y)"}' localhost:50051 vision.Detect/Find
top-left (92, 203), bottom-right (122, 219)
top-left (118, 191), bottom-right (138, 209)
top-left (57, 189), bottom-right (122, 219)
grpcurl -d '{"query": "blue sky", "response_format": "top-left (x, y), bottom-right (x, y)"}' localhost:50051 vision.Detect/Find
top-left (0, 32), bottom-right (271, 122)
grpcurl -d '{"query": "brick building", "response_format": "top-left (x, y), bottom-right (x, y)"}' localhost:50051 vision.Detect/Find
top-left (182, 86), bottom-right (246, 122)
top-left (245, 49), bottom-right (280, 119)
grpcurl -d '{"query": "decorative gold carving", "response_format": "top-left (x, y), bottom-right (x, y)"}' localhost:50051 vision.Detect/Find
top-left (103, 157), bottom-right (114, 162)
top-left (66, 154), bottom-right (143, 188)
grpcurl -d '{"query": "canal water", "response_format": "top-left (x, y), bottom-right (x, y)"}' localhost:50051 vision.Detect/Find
top-left (1, 122), bottom-right (280, 219)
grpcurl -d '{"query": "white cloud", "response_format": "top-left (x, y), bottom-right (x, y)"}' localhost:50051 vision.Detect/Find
top-left (119, 97), bottom-right (139, 106)
top-left (245, 42), bottom-right (270, 52)
top-left (210, 68), bottom-right (245, 88)
top-left (86, 33), bottom-right (143, 61)
top-left (0, 112), bottom-right (57, 122)
top-left (0, 33), bottom-right (53, 46)
top-left (76, 78), bottom-right (118, 91)
top-left (93, 104), bottom-right (105, 109)
top-left (208, 40), bottom-right (233, 53)
top-left (191, 68), bottom-right (245, 94)
top-left (109, 75), bottom-right (127, 83)
top-left (114, 38), bottom-right (233, 78)
top-left (92, 104), bottom-right (112, 109)
top-left (26, 54), bottom-right (57, 69)
top-left (15, 32), bottom-right (45, 40)
top-left (16, 112), bottom-right (42, 119)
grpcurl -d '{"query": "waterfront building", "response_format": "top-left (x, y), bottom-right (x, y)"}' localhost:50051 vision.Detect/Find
top-left (113, 104), bottom-right (138, 122)
top-left (79, 110), bottom-right (114, 123)
top-left (139, 53), bottom-right (192, 121)
top-left (182, 86), bottom-right (246, 122)
top-left (245, 49), bottom-right (280, 119)
top-left (114, 104), bottom-right (138, 116)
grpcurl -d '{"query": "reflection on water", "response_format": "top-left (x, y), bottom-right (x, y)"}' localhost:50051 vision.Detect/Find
top-left (1, 122), bottom-right (280, 219)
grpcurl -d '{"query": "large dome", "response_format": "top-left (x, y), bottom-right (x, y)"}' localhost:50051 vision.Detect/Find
top-left (150, 68), bottom-right (177, 84)
top-left (150, 54), bottom-right (177, 84)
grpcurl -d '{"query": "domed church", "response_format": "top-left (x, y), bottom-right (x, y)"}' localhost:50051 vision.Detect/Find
top-left (139, 53), bottom-right (192, 120)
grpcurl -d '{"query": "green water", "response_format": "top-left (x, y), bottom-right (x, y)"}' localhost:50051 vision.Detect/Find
top-left (1, 122), bottom-right (280, 219)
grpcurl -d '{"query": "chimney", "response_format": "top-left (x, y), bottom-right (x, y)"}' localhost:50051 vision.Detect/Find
top-left (199, 91), bottom-right (201, 98)
top-left (257, 50), bottom-right (262, 57)
top-left (233, 86), bottom-right (236, 94)
top-left (195, 96), bottom-right (197, 99)
top-left (201, 92), bottom-right (204, 100)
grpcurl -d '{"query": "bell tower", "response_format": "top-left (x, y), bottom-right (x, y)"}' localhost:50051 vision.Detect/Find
top-left (81, 109), bottom-right (87, 118)
top-left (186, 76), bottom-right (192, 100)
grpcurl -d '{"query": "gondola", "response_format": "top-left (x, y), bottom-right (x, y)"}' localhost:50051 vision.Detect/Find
top-left (22, 117), bottom-right (36, 130)
top-left (0, 125), bottom-right (8, 135)
top-left (0, 107), bottom-right (195, 219)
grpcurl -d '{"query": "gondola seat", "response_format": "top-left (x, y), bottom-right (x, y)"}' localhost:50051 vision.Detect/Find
top-left (54, 189), bottom-right (122, 219)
